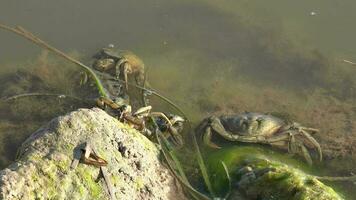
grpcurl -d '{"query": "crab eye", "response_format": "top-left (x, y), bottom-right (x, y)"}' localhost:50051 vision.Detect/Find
top-left (238, 117), bottom-right (246, 126)
top-left (256, 117), bottom-right (264, 128)
top-left (241, 123), bottom-right (247, 130)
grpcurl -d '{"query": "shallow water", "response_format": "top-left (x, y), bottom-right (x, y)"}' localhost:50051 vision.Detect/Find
top-left (0, 0), bottom-right (355, 199)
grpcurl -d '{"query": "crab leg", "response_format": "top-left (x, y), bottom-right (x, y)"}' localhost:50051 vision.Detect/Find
top-left (267, 130), bottom-right (321, 164)
top-left (264, 134), bottom-right (290, 143)
top-left (115, 58), bottom-right (130, 90)
top-left (150, 112), bottom-right (183, 146)
top-left (123, 63), bottom-right (130, 90)
top-left (135, 69), bottom-right (146, 87)
top-left (288, 133), bottom-right (298, 154)
top-left (300, 130), bottom-right (323, 162)
top-left (168, 126), bottom-right (184, 146)
top-left (115, 60), bottom-right (124, 80)
top-left (299, 143), bottom-right (313, 166)
top-left (150, 112), bottom-right (173, 128)
top-left (300, 127), bottom-right (319, 134)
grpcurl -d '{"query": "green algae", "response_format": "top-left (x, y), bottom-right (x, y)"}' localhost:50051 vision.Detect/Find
top-left (206, 146), bottom-right (344, 200)
top-left (239, 159), bottom-right (343, 200)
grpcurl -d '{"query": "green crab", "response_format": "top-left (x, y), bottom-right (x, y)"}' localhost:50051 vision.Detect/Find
top-left (197, 112), bottom-right (322, 165)
top-left (92, 45), bottom-right (145, 90)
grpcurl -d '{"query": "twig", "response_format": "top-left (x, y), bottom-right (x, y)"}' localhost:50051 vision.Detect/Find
top-left (342, 59), bottom-right (356, 66)
top-left (4, 92), bottom-right (92, 105)
top-left (221, 161), bottom-right (231, 199)
top-left (100, 166), bottom-right (116, 200)
top-left (315, 175), bottom-right (356, 182)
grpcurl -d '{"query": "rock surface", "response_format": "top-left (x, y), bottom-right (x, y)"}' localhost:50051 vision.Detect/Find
top-left (0, 108), bottom-right (185, 200)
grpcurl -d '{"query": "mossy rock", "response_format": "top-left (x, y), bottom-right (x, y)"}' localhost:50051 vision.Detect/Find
top-left (206, 147), bottom-right (344, 200)
top-left (0, 108), bottom-right (185, 200)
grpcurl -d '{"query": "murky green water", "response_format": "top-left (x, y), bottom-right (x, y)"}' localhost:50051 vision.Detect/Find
top-left (1, 0), bottom-right (355, 199)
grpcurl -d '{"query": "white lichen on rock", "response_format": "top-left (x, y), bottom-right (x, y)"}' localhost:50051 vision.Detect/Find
top-left (0, 108), bottom-right (185, 200)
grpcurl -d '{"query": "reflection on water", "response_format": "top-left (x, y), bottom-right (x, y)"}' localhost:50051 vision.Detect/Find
top-left (0, 0), bottom-right (355, 198)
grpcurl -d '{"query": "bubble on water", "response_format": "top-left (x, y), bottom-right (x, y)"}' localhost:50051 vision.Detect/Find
top-left (310, 11), bottom-right (317, 16)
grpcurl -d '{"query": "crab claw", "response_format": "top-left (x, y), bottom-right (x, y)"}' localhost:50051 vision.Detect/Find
top-left (195, 117), bottom-right (221, 149)
top-left (203, 126), bottom-right (221, 149)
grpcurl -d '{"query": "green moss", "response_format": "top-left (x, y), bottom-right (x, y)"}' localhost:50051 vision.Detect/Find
top-left (26, 152), bottom-right (43, 161)
top-left (134, 177), bottom-right (145, 190)
top-left (61, 142), bottom-right (75, 152)
top-left (111, 175), bottom-right (122, 186)
top-left (76, 166), bottom-right (103, 199)
top-left (117, 122), bottom-right (157, 152)
top-left (56, 159), bottom-right (70, 172)
top-left (78, 184), bottom-right (86, 196)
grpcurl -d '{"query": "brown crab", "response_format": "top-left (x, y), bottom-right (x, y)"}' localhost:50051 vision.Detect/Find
top-left (92, 46), bottom-right (145, 90)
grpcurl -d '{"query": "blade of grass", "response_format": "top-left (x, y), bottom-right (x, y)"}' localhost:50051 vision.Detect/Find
top-left (221, 161), bottom-right (232, 200)
top-left (192, 131), bottom-right (216, 198)
top-left (154, 126), bottom-right (211, 200)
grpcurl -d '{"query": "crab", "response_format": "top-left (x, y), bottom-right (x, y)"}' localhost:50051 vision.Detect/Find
top-left (96, 96), bottom-right (184, 146)
top-left (92, 45), bottom-right (145, 90)
top-left (197, 112), bottom-right (322, 165)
